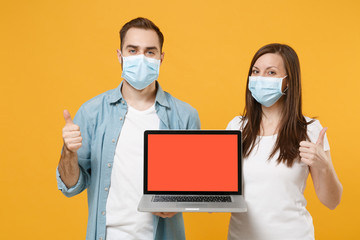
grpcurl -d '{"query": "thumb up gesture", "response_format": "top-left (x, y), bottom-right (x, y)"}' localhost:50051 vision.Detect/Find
top-left (299, 127), bottom-right (330, 170)
top-left (62, 110), bottom-right (82, 152)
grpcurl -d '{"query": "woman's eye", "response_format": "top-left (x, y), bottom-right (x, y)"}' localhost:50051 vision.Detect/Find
top-left (268, 71), bottom-right (276, 75)
top-left (252, 69), bottom-right (259, 74)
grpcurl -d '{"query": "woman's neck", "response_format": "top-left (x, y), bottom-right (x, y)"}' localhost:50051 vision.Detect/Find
top-left (260, 100), bottom-right (284, 136)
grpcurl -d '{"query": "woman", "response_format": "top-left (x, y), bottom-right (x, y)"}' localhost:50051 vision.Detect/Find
top-left (227, 43), bottom-right (342, 240)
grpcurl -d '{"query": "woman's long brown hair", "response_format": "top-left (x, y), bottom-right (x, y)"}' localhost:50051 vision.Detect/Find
top-left (241, 43), bottom-right (313, 167)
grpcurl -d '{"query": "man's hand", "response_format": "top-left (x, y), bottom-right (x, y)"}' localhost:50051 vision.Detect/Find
top-left (62, 110), bottom-right (82, 152)
top-left (58, 110), bottom-right (81, 188)
top-left (152, 212), bottom-right (177, 218)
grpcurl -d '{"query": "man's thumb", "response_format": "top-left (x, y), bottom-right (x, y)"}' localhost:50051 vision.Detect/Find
top-left (63, 109), bottom-right (74, 124)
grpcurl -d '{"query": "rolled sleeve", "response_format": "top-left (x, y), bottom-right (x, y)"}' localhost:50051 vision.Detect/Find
top-left (56, 166), bottom-right (86, 198)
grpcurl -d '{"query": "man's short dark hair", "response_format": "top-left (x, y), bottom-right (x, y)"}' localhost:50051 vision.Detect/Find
top-left (120, 17), bottom-right (164, 52)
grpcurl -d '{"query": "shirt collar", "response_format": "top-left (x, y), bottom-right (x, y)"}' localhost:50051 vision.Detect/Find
top-left (107, 81), bottom-right (124, 104)
top-left (107, 81), bottom-right (170, 109)
top-left (154, 81), bottom-right (170, 109)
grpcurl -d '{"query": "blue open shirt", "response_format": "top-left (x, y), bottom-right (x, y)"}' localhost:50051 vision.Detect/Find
top-left (56, 82), bottom-right (201, 240)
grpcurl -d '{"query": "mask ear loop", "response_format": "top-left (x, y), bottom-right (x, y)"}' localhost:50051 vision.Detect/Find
top-left (120, 51), bottom-right (125, 60)
top-left (117, 50), bottom-right (124, 65)
top-left (282, 75), bottom-right (288, 95)
top-left (282, 87), bottom-right (288, 95)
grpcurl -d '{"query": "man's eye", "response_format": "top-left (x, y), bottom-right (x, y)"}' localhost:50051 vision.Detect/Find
top-left (147, 51), bottom-right (154, 55)
top-left (129, 49), bottom-right (136, 54)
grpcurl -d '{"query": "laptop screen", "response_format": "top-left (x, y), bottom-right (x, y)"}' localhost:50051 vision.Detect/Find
top-left (144, 130), bottom-right (242, 194)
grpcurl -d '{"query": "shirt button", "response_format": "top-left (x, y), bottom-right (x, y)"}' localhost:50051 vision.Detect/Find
top-left (112, 139), bottom-right (115, 143)
top-left (121, 100), bottom-right (125, 105)
top-left (99, 238), bottom-right (103, 240)
top-left (120, 117), bottom-right (123, 121)
top-left (105, 187), bottom-right (109, 191)
top-left (107, 163), bottom-right (112, 168)
top-left (102, 211), bottom-right (105, 215)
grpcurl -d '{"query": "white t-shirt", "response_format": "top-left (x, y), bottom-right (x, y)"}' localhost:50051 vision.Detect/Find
top-left (106, 104), bottom-right (160, 240)
top-left (227, 116), bottom-right (330, 240)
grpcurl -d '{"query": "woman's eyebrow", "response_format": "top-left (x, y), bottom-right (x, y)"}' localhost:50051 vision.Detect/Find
top-left (265, 66), bottom-right (279, 70)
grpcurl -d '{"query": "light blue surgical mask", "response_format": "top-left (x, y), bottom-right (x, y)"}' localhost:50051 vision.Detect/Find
top-left (248, 75), bottom-right (288, 107)
top-left (121, 54), bottom-right (160, 90)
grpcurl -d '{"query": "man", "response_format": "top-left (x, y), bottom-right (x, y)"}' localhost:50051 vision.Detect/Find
top-left (57, 17), bottom-right (200, 240)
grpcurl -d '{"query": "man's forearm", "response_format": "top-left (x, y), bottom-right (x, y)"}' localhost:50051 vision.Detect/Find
top-left (58, 145), bottom-right (80, 188)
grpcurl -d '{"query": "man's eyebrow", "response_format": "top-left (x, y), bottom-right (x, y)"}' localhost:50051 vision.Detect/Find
top-left (125, 45), bottom-right (139, 49)
top-left (145, 46), bottom-right (159, 51)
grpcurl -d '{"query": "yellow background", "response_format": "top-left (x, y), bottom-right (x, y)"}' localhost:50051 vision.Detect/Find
top-left (1, 0), bottom-right (359, 239)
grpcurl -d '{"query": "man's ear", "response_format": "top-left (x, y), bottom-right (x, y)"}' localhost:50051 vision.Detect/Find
top-left (160, 52), bottom-right (165, 65)
top-left (117, 49), bottom-right (122, 64)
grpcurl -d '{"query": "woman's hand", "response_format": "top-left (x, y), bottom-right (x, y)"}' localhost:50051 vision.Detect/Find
top-left (152, 212), bottom-right (177, 218)
top-left (299, 127), bottom-right (342, 209)
top-left (299, 127), bottom-right (330, 171)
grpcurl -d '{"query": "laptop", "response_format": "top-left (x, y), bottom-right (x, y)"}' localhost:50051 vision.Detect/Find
top-left (138, 130), bottom-right (247, 212)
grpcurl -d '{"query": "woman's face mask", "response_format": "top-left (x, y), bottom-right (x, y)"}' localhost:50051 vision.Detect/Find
top-left (248, 75), bottom-right (288, 107)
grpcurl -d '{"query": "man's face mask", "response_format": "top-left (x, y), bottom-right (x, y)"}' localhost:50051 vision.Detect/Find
top-left (121, 54), bottom-right (160, 90)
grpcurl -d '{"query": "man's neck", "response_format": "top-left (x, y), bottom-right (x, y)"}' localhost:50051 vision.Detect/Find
top-left (121, 80), bottom-right (157, 111)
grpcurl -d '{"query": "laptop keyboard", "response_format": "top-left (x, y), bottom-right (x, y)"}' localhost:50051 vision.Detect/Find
top-left (153, 195), bottom-right (232, 202)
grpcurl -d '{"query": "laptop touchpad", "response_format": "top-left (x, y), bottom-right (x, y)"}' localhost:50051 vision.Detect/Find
top-left (176, 203), bottom-right (209, 208)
